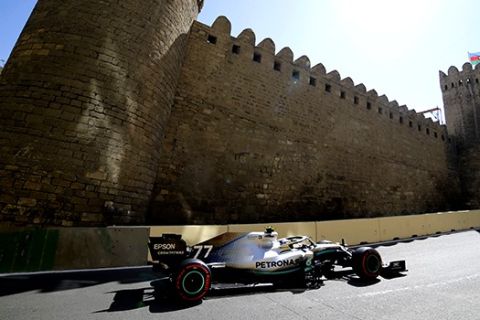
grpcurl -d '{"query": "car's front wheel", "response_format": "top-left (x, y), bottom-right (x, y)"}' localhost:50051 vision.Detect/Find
top-left (352, 247), bottom-right (382, 280)
top-left (173, 259), bottom-right (211, 303)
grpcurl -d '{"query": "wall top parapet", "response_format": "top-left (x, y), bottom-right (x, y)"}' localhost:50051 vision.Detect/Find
top-left (193, 16), bottom-right (450, 139)
top-left (439, 62), bottom-right (480, 92)
top-left (440, 62), bottom-right (480, 80)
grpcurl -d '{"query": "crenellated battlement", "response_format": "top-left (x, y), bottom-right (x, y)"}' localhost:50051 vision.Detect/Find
top-left (440, 62), bottom-right (480, 92)
top-left (439, 62), bottom-right (480, 208)
top-left (192, 16), bottom-right (448, 142)
top-left (440, 61), bottom-right (480, 146)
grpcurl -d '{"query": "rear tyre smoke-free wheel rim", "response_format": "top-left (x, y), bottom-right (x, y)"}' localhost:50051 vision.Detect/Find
top-left (174, 260), bottom-right (211, 302)
top-left (181, 270), bottom-right (205, 295)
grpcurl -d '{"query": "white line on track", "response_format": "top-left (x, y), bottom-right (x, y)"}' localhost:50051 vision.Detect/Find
top-left (361, 273), bottom-right (480, 297)
top-left (337, 273), bottom-right (480, 299)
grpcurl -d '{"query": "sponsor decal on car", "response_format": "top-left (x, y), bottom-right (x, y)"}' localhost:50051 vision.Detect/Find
top-left (157, 251), bottom-right (186, 255)
top-left (154, 243), bottom-right (176, 250)
top-left (150, 240), bottom-right (187, 256)
top-left (255, 258), bottom-right (300, 269)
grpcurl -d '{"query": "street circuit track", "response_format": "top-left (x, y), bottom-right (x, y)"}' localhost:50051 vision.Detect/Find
top-left (0, 229), bottom-right (479, 320)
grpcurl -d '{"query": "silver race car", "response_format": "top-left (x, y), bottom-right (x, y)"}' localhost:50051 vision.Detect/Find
top-left (148, 227), bottom-right (406, 302)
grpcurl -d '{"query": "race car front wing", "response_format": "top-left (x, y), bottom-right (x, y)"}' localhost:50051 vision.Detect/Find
top-left (381, 260), bottom-right (407, 276)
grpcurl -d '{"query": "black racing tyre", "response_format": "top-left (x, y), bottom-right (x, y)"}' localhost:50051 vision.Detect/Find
top-left (173, 259), bottom-right (211, 302)
top-left (352, 247), bottom-right (382, 280)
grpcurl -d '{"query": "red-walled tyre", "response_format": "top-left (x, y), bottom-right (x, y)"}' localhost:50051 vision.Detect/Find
top-left (352, 247), bottom-right (382, 280)
top-left (173, 259), bottom-right (211, 302)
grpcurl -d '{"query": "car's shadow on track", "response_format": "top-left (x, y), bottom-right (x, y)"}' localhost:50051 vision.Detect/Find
top-left (94, 278), bottom-right (199, 313)
top-left (325, 269), bottom-right (406, 287)
top-left (95, 279), bottom-right (299, 313)
top-left (96, 270), bottom-right (406, 313)
top-left (94, 286), bottom-right (202, 313)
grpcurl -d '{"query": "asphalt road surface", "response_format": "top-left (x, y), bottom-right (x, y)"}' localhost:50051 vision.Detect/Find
top-left (1, 229), bottom-right (479, 320)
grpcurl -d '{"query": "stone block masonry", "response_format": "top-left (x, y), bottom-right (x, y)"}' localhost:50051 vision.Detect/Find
top-left (149, 17), bottom-right (461, 225)
top-left (0, 0), bottom-right (202, 226)
top-left (0, 7), bottom-right (474, 227)
top-left (440, 64), bottom-right (480, 148)
top-left (440, 64), bottom-right (480, 208)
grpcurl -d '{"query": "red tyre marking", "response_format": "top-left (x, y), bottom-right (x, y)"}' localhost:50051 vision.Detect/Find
top-left (362, 251), bottom-right (380, 277)
top-left (175, 264), bottom-right (211, 301)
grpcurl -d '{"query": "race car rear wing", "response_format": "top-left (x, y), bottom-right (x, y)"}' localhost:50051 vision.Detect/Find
top-left (148, 234), bottom-right (189, 266)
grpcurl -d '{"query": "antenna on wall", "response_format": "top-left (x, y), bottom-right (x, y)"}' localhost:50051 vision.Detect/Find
top-left (420, 106), bottom-right (444, 124)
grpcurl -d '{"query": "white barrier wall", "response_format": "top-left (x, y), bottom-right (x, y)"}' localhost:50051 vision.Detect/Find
top-left (228, 222), bottom-right (317, 239)
top-left (149, 210), bottom-right (480, 246)
top-left (150, 225), bottom-right (228, 245)
top-left (316, 218), bottom-right (381, 244)
top-left (5, 210), bottom-right (477, 273)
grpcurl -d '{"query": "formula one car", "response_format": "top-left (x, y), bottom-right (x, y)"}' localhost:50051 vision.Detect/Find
top-left (148, 227), bottom-right (406, 302)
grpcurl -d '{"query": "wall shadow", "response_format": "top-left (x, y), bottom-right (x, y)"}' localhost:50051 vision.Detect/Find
top-left (0, 266), bottom-right (156, 297)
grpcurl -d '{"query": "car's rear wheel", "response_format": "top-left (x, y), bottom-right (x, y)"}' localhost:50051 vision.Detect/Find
top-left (173, 259), bottom-right (211, 302)
top-left (352, 247), bottom-right (382, 280)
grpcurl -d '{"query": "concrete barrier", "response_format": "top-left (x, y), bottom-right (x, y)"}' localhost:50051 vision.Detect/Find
top-left (316, 219), bottom-right (381, 244)
top-left (149, 225), bottom-right (228, 246)
top-left (0, 228), bottom-right (59, 273)
top-left (228, 222), bottom-right (317, 239)
top-left (148, 210), bottom-right (480, 250)
top-left (54, 227), bottom-right (149, 270)
top-left (2, 210), bottom-right (479, 273)
top-left (425, 211), bottom-right (469, 234)
top-left (463, 210), bottom-right (480, 229)
top-left (0, 227), bottom-right (149, 273)
top-left (149, 223), bottom-right (317, 245)
top-left (378, 215), bottom-right (430, 240)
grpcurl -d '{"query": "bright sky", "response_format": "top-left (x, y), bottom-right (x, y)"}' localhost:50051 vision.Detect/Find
top-left (1, 0), bottom-right (477, 115)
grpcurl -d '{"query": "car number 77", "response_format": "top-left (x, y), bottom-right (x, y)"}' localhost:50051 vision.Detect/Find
top-left (192, 245), bottom-right (214, 259)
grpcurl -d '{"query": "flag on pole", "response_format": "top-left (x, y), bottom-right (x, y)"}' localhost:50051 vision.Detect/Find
top-left (468, 52), bottom-right (480, 66)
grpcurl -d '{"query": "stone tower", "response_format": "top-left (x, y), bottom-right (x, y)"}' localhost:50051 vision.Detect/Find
top-left (440, 63), bottom-right (480, 208)
top-left (0, 0), bottom-right (203, 226)
top-left (440, 63), bottom-right (480, 146)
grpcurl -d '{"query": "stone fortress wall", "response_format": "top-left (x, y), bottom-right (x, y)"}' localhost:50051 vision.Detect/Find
top-left (440, 63), bottom-right (480, 146)
top-left (0, 4), bottom-right (473, 226)
top-left (0, 0), bottom-right (202, 226)
top-left (149, 17), bottom-right (460, 224)
top-left (440, 63), bottom-right (480, 209)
